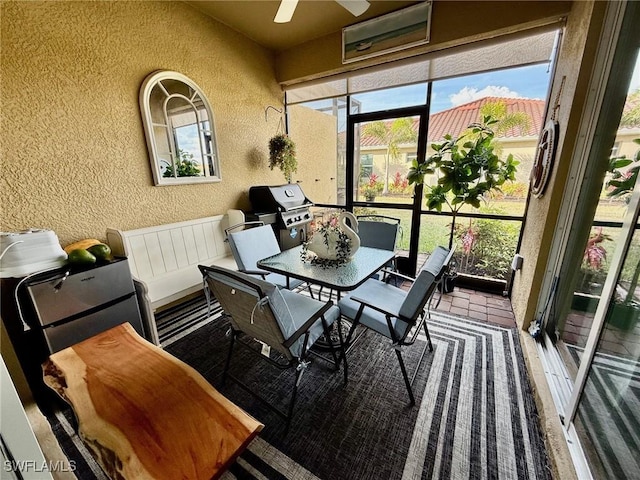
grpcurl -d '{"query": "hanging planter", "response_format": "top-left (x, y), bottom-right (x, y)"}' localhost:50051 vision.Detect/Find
top-left (268, 133), bottom-right (297, 184)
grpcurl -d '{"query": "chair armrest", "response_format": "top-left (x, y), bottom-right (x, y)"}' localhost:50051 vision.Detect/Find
top-left (240, 269), bottom-right (270, 278)
top-left (282, 301), bottom-right (334, 349)
top-left (380, 269), bottom-right (415, 283)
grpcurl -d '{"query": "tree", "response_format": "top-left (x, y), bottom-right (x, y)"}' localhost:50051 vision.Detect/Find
top-left (470, 100), bottom-right (532, 155)
top-left (620, 89), bottom-right (640, 128)
top-left (407, 116), bottom-right (519, 249)
top-left (362, 117), bottom-right (417, 194)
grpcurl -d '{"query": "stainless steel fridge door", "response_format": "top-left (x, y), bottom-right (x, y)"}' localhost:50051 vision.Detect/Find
top-left (41, 295), bottom-right (144, 353)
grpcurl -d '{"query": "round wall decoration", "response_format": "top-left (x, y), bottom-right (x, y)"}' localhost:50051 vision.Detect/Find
top-left (530, 119), bottom-right (559, 198)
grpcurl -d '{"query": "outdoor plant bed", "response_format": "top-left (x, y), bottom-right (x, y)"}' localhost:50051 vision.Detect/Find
top-left (455, 273), bottom-right (508, 296)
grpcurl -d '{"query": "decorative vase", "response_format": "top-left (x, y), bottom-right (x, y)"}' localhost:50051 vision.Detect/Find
top-left (306, 212), bottom-right (360, 261)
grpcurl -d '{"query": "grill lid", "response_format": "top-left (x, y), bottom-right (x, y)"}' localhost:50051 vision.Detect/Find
top-left (249, 184), bottom-right (312, 213)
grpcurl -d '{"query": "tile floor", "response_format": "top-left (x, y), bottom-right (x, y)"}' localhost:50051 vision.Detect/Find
top-left (413, 252), bottom-right (517, 328)
top-left (434, 287), bottom-right (516, 328)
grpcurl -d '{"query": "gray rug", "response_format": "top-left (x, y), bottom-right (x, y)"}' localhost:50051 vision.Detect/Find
top-left (45, 295), bottom-right (551, 479)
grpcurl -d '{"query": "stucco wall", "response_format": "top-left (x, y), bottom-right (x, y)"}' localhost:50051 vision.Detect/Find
top-left (509, 3), bottom-right (606, 479)
top-left (288, 105), bottom-right (338, 204)
top-left (1, 1), bottom-right (285, 246)
top-left (511, 0), bottom-right (606, 329)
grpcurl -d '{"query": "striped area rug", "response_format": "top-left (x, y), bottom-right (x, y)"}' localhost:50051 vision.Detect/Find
top-left (44, 295), bottom-right (551, 480)
top-left (155, 294), bottom-right (223, 347)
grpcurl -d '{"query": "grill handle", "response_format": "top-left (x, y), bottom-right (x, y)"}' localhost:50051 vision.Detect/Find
top-left (280, 203), bottom-right (313, 213)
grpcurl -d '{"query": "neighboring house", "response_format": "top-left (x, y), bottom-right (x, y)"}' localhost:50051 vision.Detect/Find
top-left (359, 96), bottom-right (640, 188)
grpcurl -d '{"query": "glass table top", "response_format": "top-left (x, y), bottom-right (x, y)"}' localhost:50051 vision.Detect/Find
top-left (257, 246), bottom-right (395, 291)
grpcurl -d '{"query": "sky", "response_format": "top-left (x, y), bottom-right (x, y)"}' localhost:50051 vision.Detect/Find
top-left (354, 54), bottom-right (640, 114)
top-left (353, 63), bottom-right (553, 114)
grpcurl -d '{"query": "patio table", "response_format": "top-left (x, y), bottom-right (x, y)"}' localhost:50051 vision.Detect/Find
top-left (257, 245), bottom-right (395, 298)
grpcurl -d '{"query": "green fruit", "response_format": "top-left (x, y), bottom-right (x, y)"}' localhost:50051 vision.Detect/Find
top-left (67, 248), bottom-right (97, 265)
top-left (87, 243), bottom-right (112, 261)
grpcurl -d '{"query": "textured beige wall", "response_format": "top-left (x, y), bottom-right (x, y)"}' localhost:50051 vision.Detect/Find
top-left (511, 0), bottom-right (606, 329)
top-left (276, 1), bottom-right (572, 84)
top-left (1, 1), bottom-right (286, 246)
top-left (509, 4), bottom-right (606, 478)
top-left (288, 105), bottom-right (338, 204)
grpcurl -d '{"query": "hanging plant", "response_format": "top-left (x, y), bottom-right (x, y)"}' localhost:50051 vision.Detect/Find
top-left (268, 133), bottom-right (297, 183)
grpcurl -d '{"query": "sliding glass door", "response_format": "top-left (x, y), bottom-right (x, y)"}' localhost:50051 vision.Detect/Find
top-left (286, 26), bottom-right (559, 281)
top-left (535, 2), bottom-right (640, 476)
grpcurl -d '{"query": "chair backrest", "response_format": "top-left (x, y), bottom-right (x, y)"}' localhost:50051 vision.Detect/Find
top-left (422, 245), bottom-right (456, 279)
top-left (224, 220), bottom-right (264, 238)
top-left (199, 265), bottom-right (296, 359)
top-left (397, 245), bottom-right (454, 330)
top-left (227, 224), bottom-right (281, 272)
top-left (356, 215), bottom-right (400, 251)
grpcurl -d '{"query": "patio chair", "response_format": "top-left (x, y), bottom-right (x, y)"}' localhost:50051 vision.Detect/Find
top-left (200, 221), bottom-right (313, 316)
top-left (356, 214), bottom-right (401, 281)
top-left (225, 223), bottom-right (307, 289)
top-left (199, 265), bottom-right (347, 430)
top-left (338, 245), bottom-right (455, 404)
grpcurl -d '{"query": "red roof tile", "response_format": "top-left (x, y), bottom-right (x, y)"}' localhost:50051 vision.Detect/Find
top-left (359, 97), bottom-right (546, 147)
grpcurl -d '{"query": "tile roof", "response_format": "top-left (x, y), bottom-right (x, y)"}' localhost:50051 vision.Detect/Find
top-left (359, 97), bottom-right (545, 147)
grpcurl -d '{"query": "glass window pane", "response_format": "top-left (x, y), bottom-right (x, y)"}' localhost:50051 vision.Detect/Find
top-left (288, 98), bottom-right (347, 205)
top-left (354, 117), bottom-right (417, 204)
top-left (554, 53), bottom-right (639, 377)
top-left (573, 226), bottom-right (640, 479)
top-left (350, 83), bottom-right (427, 113)
top-left (422, 64), bottom-right (551, 216)
top-left (417, 214), bottom-right (522, 281)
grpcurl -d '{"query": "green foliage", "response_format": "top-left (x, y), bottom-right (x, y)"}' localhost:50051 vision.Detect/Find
top-left (268, 134), bottom-right (297, 183)
top-left (408, 116), bottom-right (519, 212)
top-left (360, 173), bottom-right (384, 199)
top-left (163, 150), bottom-right (201, 178)
top-left (606, 138), bottom-right (640, 199)
top-left (388, 171), bottom-right (412, 195)
top-left (478, 101), bottom-right (531, 137)
top-left (408, 116), bottom-right (519, 247)
top-left (498, 181), bottom-right (529, 199)
top-left (454, 209), bottom-right (520, 280)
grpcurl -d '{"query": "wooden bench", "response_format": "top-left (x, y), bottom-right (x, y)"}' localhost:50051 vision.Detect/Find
top-left (43, 323), bottom-right (263, 480)
top-left (106, 215), bottom-right (238, 313)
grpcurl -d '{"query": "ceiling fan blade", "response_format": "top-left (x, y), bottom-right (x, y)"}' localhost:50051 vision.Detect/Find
top-left (335, 0), bottom-right (370, 17)
top-left (274, 0), bottom-right (299, 23)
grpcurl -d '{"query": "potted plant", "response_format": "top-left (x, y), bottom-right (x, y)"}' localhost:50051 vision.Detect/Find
top-left (163, 149), bottom-right (201, 178)
top-left (360, 173), bottom-right (384, 201)
top-left (407, 116), bottom-right (519, 249)
top-left (268, 133), bottom-right (297, 183)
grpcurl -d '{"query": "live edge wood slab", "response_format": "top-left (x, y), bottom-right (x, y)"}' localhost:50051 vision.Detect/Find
top-left (43, 323), bottom-right (263, 480)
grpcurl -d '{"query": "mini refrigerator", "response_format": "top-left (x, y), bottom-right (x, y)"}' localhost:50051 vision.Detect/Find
top-left (1, 257), bottom-right (146, 403)
top-left (24, 257), bottom-right (145, 353)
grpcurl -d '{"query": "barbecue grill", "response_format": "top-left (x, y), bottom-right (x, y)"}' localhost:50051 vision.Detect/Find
top-left (248, 185), bottom-right (313, 250)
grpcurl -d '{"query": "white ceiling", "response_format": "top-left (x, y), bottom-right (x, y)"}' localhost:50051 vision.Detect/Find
top-left (185, 0), bottom-right (419, 52)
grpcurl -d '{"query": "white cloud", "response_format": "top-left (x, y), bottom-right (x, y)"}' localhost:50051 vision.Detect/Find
top-left (449, 86), bottom-right (522, 107)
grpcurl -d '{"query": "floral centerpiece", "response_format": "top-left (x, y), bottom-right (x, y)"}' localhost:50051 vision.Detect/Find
top-left (301, 212), bottom-right (359, 267)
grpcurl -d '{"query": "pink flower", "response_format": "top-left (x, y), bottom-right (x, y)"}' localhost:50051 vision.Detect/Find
top-left (461, 227), bottom-right (476, 255)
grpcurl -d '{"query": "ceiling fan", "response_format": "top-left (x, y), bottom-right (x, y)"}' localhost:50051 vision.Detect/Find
top-left (274, 0), bottom-right (371, 23)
